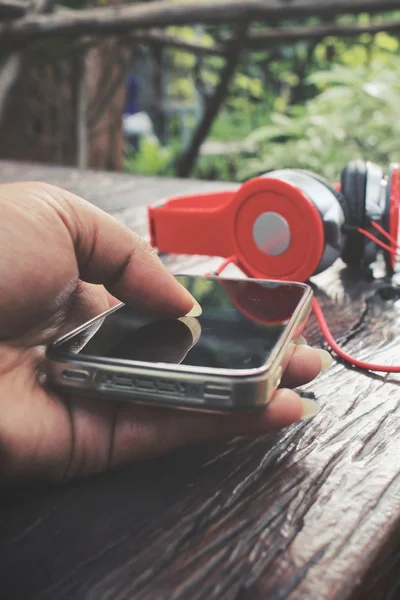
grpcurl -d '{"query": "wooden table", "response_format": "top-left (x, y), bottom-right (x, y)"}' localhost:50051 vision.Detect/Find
top-left (1, 161), bottom-right (400, 600)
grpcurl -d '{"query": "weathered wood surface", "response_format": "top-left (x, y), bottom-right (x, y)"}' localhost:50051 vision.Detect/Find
top-left (1, 160), bottom-right (400, 600)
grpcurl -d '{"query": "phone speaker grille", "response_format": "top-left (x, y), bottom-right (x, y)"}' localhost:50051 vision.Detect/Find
top-left (95, 371), bottom-right (187, 397)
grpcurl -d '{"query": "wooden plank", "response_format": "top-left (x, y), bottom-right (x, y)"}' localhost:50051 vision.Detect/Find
top-left (0, 160), bottom-right (235, 215)
top-left (0, 161), bottom-right (400, 599)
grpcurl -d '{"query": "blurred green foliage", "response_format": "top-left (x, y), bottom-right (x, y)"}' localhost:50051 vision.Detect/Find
top-left (125, 139), bottom-right (175, 176)
top-left (124, 15), bottom-right (400, 182)
top-left (241, 52), bottom-right (400, 181)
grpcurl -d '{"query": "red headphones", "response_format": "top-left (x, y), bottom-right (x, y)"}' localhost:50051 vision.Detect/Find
top-left (149, 160), bottom-right (400, 282)
top-left (148, 160), bottom-right (400, 374)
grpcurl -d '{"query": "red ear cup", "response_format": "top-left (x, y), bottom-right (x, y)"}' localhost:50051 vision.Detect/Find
top-left (383, 164), bottom-right (400, 271)
top-left (261, 170), bottom-right (348, 278)
top-left (231, 175), bottom-right (325, 281)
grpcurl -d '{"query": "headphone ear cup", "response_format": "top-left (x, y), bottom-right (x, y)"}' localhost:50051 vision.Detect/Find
top-left (340, 160), bottom-right (367, 266)
top-left (261, 168), bottom-right (347, 280)
top-left (295, 169), bottom-right (351, 222)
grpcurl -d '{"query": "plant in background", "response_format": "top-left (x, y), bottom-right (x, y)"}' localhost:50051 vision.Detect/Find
top-left (239, 48), bottom-right (400, 182)
top-left (124, 138), bottom-right (175, 176)
top-left (125, 21), bottom-right (400, 182)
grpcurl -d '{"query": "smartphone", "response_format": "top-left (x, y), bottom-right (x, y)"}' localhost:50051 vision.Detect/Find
top-left (46, 276), bottom-right (312, 413)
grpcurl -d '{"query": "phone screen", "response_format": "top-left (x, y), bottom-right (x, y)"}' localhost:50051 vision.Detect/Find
top-left (53, 277), bottom-right (309, 371)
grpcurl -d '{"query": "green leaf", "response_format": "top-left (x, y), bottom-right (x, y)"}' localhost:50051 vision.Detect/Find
top-left (374, 32), bottom-right (399, 53)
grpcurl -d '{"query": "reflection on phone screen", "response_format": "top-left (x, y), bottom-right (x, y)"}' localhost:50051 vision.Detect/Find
top-left (54, 278), bottom-right (307, 371)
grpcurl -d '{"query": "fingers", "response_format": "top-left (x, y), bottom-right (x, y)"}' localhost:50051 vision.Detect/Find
top-left (280, 343), bottom-right (333, 389)
top-left (109, 388), bottom-right (321, 466)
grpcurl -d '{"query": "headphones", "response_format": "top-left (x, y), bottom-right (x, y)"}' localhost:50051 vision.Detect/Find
top-left (148, 160), bottom-right (400, 282)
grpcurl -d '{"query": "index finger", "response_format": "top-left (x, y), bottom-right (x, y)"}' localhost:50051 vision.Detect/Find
top-left (47, 184), bottom-right (200, 318)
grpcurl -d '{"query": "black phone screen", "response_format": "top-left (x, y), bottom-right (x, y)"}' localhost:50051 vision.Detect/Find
top-left (53, 277), bottom-right (309, 371)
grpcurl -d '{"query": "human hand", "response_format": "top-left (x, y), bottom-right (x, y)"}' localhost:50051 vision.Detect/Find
top-left (0, 182), bottom-right (332, 482)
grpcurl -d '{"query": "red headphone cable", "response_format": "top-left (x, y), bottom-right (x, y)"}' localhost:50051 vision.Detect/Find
top-left (358, 227), bottom-right (399, 257)
top-left (311, 296), bottom-right (400, 373)
top-left (371, 220), bottom-right (398, 246)
top-left (207, 255), bottom-right (238, 277)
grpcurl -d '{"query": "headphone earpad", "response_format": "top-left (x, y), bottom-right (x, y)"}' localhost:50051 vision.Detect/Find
top-left (295, 169), bottom-right (351, 222)
top-left (340, 160), bottom-right (367, 266)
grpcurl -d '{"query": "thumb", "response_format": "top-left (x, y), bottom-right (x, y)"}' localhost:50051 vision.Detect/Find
top-left (53, 183), bottom-right (198, 317)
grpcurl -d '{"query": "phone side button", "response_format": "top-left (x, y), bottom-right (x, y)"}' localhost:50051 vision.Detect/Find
top-left (271, 366), bottom-right (282, 390)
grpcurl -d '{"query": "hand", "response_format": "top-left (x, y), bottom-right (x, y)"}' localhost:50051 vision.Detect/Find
top-left (0, 182), bottom-right (332, 483)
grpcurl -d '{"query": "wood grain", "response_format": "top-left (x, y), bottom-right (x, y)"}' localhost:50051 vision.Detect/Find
top-left (1, 161), bottom-right (400, 600)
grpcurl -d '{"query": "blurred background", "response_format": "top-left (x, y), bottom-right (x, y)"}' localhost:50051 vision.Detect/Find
top-left (0, 0), bottom-right (399, 183)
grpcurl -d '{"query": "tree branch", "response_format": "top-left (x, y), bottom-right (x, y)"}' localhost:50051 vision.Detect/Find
top-left (131, 29), bottom-right (224, 57)
top-left (242, 18), bottom-right (400, 47)
top-left (175, 22), bottom-right (248, 178)
top-left (126, 16), bottom-right (400, 58)
top-left (0, 0), bottom-right (399, 46)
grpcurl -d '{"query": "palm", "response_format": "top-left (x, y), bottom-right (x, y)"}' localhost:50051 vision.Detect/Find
top-left (0, 283), bottom-right (117, 481)
top-left (1, 284), bottom-right (177, 481)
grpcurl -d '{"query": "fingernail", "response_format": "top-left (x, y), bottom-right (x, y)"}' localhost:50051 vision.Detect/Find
top-left (185, 299), bottom-right (202, 318)
top-left (296, 335), bottom-right (307, 345)
top-left (179, 316), bottom-right (202, 344)
top-left (300, 397), bottom-right (321, 421)
top-left (316, 349), bottom-right (333, 371)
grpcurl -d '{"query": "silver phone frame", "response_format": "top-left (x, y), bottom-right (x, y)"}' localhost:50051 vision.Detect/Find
top-left (46, 277), bottom-right (313, 413)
